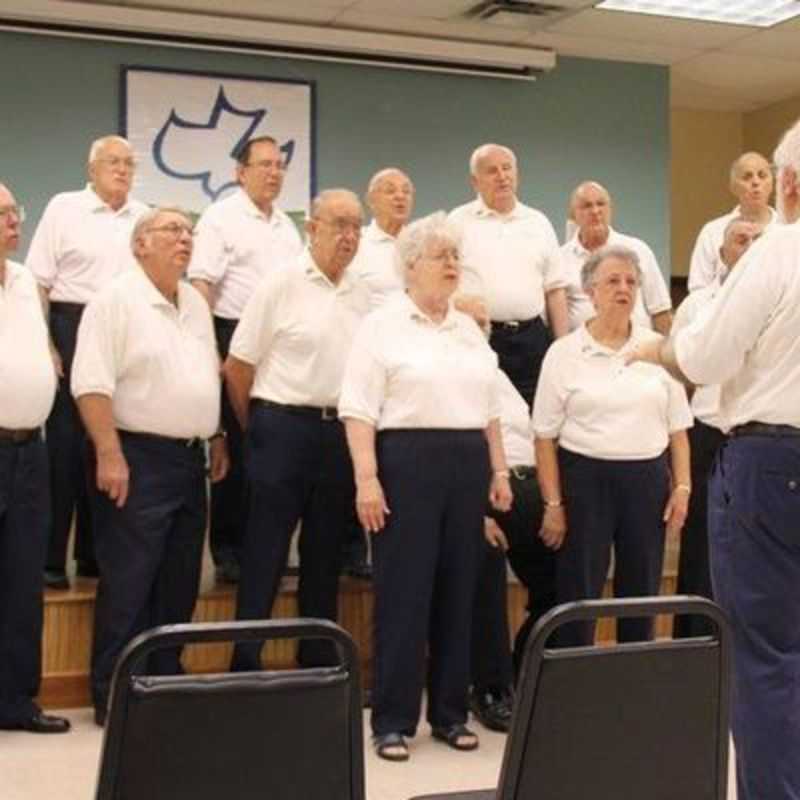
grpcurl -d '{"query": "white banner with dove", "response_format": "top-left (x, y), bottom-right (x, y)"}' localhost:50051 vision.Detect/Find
top-left (122, 67), bottom-right (314, 224)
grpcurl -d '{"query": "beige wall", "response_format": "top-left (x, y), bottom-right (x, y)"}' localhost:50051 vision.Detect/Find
top-left (744, 95), bottom-right (800, 162)
top-left (670, 108), bottom-right (743, 277)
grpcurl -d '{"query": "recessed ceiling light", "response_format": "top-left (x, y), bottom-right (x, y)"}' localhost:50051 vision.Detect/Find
top-left (595, 0), bottom-right (800, 28)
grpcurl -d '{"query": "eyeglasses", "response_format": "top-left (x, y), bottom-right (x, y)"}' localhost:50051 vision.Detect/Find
top-left (145, 223), bottom-right (196, 238)
top-left (95, 156), bottom-right (137, 170)
top-left (0, 205), bottom-right (25, 223)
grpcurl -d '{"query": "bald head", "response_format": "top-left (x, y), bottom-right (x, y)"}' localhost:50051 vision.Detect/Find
top-left (571, 180), bottom-right (612, 249)
top-left (366, 168), bottom-right (414, 236)
top-left (470, 143), bottom-right (518, 214)
top-left (307, 189), bottom-right (363, 281)
top-left (729, 152), bottom-right (772, 211)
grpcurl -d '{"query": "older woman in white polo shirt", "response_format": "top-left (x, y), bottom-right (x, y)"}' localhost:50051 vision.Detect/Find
top-left (533, 245), bottom-right (691, 647)
top-left (340, 211), bottom-right (512, 762)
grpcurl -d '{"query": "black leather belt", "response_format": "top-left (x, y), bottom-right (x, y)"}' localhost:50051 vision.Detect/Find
top-left (0, 427), bottom-right (40, 445)
top-left (254, 399), bottom-right (339, 421)
top-left (510, 465), bottom-right (536, 480)
top-left (50, 301), bottom-right (86, 316)
top-left (729, 422), bottom-right (800, 438)
top-left (490, 318), bottom-right (537, 334)
top-left (213, 316), bottom-right (239, 329)
top-left (119, 430), bottom-right (205, 449)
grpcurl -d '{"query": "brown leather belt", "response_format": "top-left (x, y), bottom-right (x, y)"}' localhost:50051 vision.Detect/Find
top-left (0, 427), bottom-right (40, 445)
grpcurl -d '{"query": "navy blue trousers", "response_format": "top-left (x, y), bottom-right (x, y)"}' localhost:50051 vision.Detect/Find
top-left (475, 468), bottom-right (556, 683)
top-left (209, 316), bottom-right (246, 567)
top-left (231, 404), bottom-right (354, 670)
top-left (709, 435), bottom-right (800, 800)
top-left (90, 434), bottom-right (206, 712)
top-left (489, 318), bottom-right (552, 410)
top-left (556, 449), bottom-right (669, 647)
top-left (674, 419), bottom-right (725, 638)
top-left (0, 437), bottom-right (49, 724)
top-left (46, 303), bottom-right (94, 571)
top-left (371, 429), bottom-right (489, 737)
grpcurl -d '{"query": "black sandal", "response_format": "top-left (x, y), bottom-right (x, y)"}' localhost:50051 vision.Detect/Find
top-left (432, 724), bottom-right (479, 751)
top-left (374, 731), bottom-right (410, 761)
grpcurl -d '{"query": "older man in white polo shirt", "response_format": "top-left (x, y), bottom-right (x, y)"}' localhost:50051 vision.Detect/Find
top-left (630, 118), bottom-right (800, 800)
top-left (449, 143), bottom-right (568, 408)
top-left (687, 151), bottom-right (778, 292)
top-left (188, 135), bottom-right (303, 584)
top-left (224, 189), bottom-right (369, 671)
top-left (72, 207), bottom-right (227, 726)
top-left (0, 182), bottom-right (70, 735)
top-left (27, 135), bottom-right (148, 590)
top-left (562, 181), bottom-right (672, 334)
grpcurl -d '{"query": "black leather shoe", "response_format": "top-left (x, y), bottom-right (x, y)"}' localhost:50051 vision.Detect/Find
top-left (470, 688), bottom-right (513, 733)
top-left (44, 569), bottom-right (70, 590)
top-left (17, 710), bottom-right (71, 734)
top-left (76, 560), bottom-right (100, 578)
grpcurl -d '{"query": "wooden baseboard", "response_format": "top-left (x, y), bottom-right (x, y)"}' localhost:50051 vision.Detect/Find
top-left (39, 574), bottom-right (676, 709)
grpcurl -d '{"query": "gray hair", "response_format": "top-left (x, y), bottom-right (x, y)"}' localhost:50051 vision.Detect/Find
top-left (88, 135), bottom-right (132, 163)
top-left (774, 120), bottom-right (800, 175)
top-left (366, 167), bottom-right (412, 198)
top-left (309, 188), bottom-right (361, 220)
top-left (396, 211), bottom-right (461, 282)
top-left (581, 245), bottom-right (642, 292)
top-left (130, 206), bottom-right (191, 250)
top-left (469, 143), bottom-right (517, 176)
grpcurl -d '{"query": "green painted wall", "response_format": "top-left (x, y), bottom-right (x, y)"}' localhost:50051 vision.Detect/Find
top-left (0, 29), bottom-right (670, 273)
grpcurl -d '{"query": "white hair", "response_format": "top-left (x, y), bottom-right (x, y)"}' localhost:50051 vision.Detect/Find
top-left (469, 143), bottom-right (517, 177)
top-left (581, 245), bottom-right (642, 292)
top-left (366, 167), bottom-right (412, 198)
top-left (130, 206), bottom-right (190, 250)
top-left (774, 120), bottom-right (800, 174)
top-left (395, 211), bottom-right (461, 283)
top-left (88, 135), bottom-right (132, 163)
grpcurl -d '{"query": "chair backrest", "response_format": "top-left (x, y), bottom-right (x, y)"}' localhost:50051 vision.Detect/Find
top-left (95, 618), bottom-right (364, 800)
top-left (496, 596), bottom-right (730, 800)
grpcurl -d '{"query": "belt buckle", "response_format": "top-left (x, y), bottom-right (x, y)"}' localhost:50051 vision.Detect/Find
top-left (510, 466), bottom-right (527, 480)
top-left (321, 407), bottom-right (337, 422)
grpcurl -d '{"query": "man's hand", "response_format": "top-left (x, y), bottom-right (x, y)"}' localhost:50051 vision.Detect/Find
top-left (96, 447), bottom-right (130, 508)
top-left (356, 475), bottom-right (390, 534)
top-left (539, 505), bottom-right (567, 550)
top-left (663, 487), bottom-right (690, 537)
top-left (489, 473), bottom-right (513, 512)
top-left (208, 435), bottom-right (230, 483)
top-left (484, 518), bottom-right (509, 551)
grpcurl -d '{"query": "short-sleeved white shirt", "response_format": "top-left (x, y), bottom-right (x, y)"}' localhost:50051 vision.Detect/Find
top-left (71, 266), bottom-right (220, 439)
top-left (348, 220), bottom-right (404, 311)
top-left (561, 228), bottom-right (672, 331)
top-left (533, 323), bottom-right (692, 459)
top-left (231, 250), bottom-right (370, 408)
top-left (339, 292), bottom-right (500, 430)
top-left (187, 188), bottom-right (303, 320)
top-left (0, 261), bottom-right (57, 428)
top-left (675, 224), bottom-right (800, 430)
top-left (672, 281), bottom-right (722, 429)
top-left (448, 197), bottom-right (565, 322)
top-left (26, 185), bottom-right (148, 304)
top-left (495, 369), bottom-right (535, 467)
top-left (687, 206), bottom-right (779, 292)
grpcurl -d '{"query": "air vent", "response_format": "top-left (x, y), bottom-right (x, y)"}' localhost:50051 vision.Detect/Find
top-left (465, 0), bottom-right (595, 28)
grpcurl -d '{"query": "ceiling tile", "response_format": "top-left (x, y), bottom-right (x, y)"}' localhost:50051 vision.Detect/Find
top-left (723, 28), bottom-right (800, 61)
top-left (345, 0), bottom-right (476, 19)
top-left (125, 0), bottom-right (348, 22)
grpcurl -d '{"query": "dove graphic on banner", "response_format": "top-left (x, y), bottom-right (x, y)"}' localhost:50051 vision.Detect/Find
top-left (152, 86), bottom-right (296, 202)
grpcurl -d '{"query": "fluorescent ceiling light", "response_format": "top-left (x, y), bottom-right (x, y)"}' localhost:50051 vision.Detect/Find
top-left (595, 0), bottom-right (800, 27)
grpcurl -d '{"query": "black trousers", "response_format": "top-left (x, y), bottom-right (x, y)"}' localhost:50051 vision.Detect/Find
top-left (371, 429), bottom-right (488, 737)
top-left (231, 404), bottom-right (354, 670)
top-left (674, 419), bottom-right (725, 638)
top-left (489, 318), bottom-right (552, 410)
top-left (473, 468), bottom-right (557, 685)
top-left (45, 303), bottom-right (94, 571)
top-left (90, 433), bottom-right (206, 712)
top-left (209, 316), bottom-right (246, 567)
top-left (0, 436), bottom-right (49, 724)
top-left (556, 448), bottom-right (670, 647)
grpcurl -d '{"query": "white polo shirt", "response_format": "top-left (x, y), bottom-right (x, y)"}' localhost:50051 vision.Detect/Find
top-left (533, 324), bottom-right (692, 459)
top-left (561, 228), bottom-right (672, 331)
top-left (0, 261), bottom-right (57, 428)
top-left (348, 220), bottom-right (404, 311)
top-left (71, 265), bottom-right (220, 439)
top-left (687, 205), bottom-right (779, 292)
top-left (496, 369), bottom-right (535, 467)
top-left (26, 185), bottom-right (148, 304)
top-left (339, 292), bottom-right (500, 430)
top-left (672, 281), bottom-right (722, 430)
top-left (675, 224), bottom-right (800, 430)
top-left (187, 188), bottom-right (303, 320)
top-left (448, 197), bottom-right (565, 322)
top-left (231, 250), bottom-right (370, 408)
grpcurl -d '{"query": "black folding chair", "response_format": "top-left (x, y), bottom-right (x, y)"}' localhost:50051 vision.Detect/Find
top-left (95, 618), bottom-right (364, 800)
top-left (412, 596), bottom-right (731, 800)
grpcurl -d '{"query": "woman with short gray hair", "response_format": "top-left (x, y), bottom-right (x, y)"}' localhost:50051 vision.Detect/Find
top-left (532, 245), bottom-right (692, 646)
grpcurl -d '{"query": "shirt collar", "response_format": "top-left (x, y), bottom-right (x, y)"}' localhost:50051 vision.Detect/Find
top-left (568, 226), bottom-right (618, 258)
top-left (234, 187), bottom-right (282, 223)
top-left (301, 249), bottom-right (356, 294)
top-left (399, 291), bottom-right (460, 330)
top-left (132, 264), bottom-right (191, 319)
top-left (82, 184), bottom-right (138, 216)
top-left (1, 259), bottom-right (24, 291)
top-left (473, 195), bottom-right (522, 221)
top-left (364, 219), bottom-right (396, 243)
top-left (576, 320), bottom-right (643, 358)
